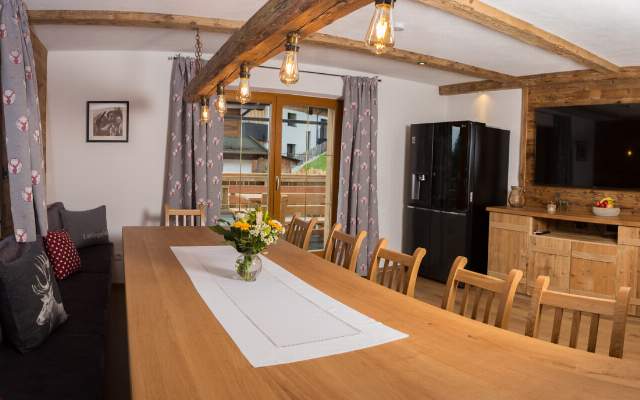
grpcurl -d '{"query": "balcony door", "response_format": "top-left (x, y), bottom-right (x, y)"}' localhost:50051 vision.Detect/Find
top-left (221, 92), bottom-right (341, 250)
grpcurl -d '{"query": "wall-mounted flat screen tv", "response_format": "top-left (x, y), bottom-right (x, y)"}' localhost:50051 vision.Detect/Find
top-left (535, 103), bottom-right (640, 189)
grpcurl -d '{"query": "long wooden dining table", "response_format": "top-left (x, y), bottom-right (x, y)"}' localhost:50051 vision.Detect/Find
top-left (123, 227), bottom-right (640, 399)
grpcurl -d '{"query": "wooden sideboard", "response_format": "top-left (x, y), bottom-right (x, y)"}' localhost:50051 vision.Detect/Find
top-left (487, 206), bottom-right (640, 315)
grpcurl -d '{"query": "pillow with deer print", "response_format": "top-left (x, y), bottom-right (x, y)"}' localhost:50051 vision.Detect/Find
top-left (0, 237), bottom-right (68, 353)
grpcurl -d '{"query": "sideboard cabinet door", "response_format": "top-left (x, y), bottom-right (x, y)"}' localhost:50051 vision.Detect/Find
top-left (487, 213), bottom-right (531, 293)
top-left (570, 241), bottom-right (618, 297)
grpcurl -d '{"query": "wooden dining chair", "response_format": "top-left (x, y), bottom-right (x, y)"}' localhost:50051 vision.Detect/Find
top-left (367, 239), bottom-right (426, 297)
top-left (164, 204), bottom-right (206, 227)
top-left (525, 276), bottom-right (631, 358)
top-left (442, 256), bottom-right (523, 329)
top-left (323, 223), bottom-right (367, 273)
top-left (286, 216), bottom-right (317, 251)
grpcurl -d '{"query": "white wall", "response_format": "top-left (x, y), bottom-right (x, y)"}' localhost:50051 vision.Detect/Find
top-left (46, 51), bottom-right (446, 281)
top-left (445, 89), bottom-right (523, 188)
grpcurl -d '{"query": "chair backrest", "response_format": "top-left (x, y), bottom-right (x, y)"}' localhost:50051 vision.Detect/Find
top-left (324, 223), bottom-right (367, 272)
top-left (164, 205), bottom-right (206, 227)
top-left (442, 256), bottom-right (522, 329)
top-left (286, 216), bottom-right (317, 251)
top-left (367, 239), bottom-right (426, 297)
top-left (525, 276), bottom-right (631, 358)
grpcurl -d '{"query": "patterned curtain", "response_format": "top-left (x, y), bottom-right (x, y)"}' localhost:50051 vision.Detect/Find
top-left (337, 76), bottom-right (379, 275)
top-left (0, 0), bottom-right (47, 242)
top-left (163, 57), bottom-right (224, 225)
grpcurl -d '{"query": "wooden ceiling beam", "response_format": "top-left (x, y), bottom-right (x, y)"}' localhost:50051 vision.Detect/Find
top-left (183, 0), bottom-right (374, 99)
top-left (439, 67), bottom-right (640, 95)
top-left (28, 9), bottom-right (517, 88)
top-left (28, 10), bottom-right (243, 33)
top-left (307, 33), bottom-right (515, 82)
top-left (414, 0), bottom-right (620, 74)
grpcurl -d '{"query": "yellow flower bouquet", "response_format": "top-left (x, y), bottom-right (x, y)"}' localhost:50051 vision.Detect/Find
top-left (211, 208), bottom-right (285, 281)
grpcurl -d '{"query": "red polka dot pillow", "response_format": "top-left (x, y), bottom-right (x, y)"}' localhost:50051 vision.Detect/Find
top-left (44, 230), bottom-right (82, 280)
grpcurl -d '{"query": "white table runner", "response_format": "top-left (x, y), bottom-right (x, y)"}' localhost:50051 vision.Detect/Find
top-left (170, 246), bottom-right (408, 367)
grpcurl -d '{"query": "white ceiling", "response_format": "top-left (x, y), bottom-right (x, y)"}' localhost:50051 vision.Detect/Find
top-left (26, 0), bottom-right (640, 85)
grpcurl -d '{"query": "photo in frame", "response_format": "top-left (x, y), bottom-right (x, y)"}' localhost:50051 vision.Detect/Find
top-left (86, 101), bottom-right (129, 142)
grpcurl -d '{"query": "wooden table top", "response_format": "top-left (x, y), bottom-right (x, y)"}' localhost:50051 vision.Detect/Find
top-left (123, 227), bottom-right (640, 400)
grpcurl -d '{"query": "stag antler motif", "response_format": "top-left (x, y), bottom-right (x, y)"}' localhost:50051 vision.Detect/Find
top-left (32, 255), bottom-right (66, 329)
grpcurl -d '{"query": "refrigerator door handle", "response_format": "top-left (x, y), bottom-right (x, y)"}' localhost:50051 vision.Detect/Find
top-left (411, 173), bottom-right (427, 201)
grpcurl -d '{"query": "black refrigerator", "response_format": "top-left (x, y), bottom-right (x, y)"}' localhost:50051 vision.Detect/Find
top-left (403, 121), bottom-right (509, 282)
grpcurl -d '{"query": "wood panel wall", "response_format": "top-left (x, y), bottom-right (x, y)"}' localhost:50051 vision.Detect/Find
top-left (521, 78), bottom-right (640, 212)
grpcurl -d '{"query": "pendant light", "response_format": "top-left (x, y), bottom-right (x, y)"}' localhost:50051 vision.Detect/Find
top-left (193, 28), bottom-right (211, 122)
top-left (365, 0), bottom-right (395, 55)
top-left (214, 84), bottom-right (227, 117)
top-left (238, 64), bottom-right (252, 105)
top-left (200, 97), bottom-right (210, 123)
top-left (280, 32), bottom-right (300, 85)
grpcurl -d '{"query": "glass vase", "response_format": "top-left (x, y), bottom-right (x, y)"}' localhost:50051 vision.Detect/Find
top-left (235, 253), bottom-right (262, 282)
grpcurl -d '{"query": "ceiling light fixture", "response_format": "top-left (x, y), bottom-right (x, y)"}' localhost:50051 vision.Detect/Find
top-left (214, 84), bottom-right (227, 117)
top-left (200, 97), bottom-right (210, 123)
top-left (194, 28), bottom-right (210, 123)
top-left (238, 63), bottom-right (252, 105)
top-left (280, 32), bottom-right (300, 85)
top-left (365, 0), bottom-right (396, 55)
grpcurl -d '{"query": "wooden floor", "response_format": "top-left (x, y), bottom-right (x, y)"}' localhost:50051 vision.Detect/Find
top-left (414, 278), bottom-right (640, 362)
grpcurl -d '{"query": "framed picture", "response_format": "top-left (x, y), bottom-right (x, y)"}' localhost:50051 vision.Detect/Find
top-left (86, 101), bottom-right (129, 142)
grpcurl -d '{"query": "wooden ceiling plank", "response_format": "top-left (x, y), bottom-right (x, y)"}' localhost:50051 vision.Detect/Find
top-left (27, 9), bottom-right (516, 86)
top-left (439, 67), bottom-right (640, 95)
top-left (414, 0), bottom-right (620, 74)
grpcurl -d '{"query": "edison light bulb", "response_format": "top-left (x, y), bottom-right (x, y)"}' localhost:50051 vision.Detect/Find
top-left (215, 87), bottom-right (227, 117)
top-left (200, 97), bottom-right (210, 123)
top-left (280, 32), bottom-right (300, 85)
top-left (238, 64), bottom-right (251, 105)
top-left (365, 0), bottom-right (395, 55)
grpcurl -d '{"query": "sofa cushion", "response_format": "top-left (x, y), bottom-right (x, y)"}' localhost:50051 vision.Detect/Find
top-left (45, 230), bottom-right (82, 280)
top-left (60, 205), bottom-right (109, 248)
top-left (78, 243), bottom-right (114, 274)
top-left (0, 237), bottom-right (68, 353)
top-left (47, 202), bottom-right (65, 231)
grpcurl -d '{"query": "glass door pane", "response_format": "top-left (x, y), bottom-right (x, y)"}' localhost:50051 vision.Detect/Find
top-left (280, 105), bottom-right (335, 250)
top-left (221, 101), bottom-right (272, 222)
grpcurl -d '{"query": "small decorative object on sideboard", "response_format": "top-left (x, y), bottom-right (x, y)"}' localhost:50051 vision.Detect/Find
top-left (546, 202), bottom-right (557, 214)
top-left (593, 197), bottom-right (621, 217)
top-left (508, 186), bottom-right (525, 208)
top-left (211, 208), bottom-right (285, 281)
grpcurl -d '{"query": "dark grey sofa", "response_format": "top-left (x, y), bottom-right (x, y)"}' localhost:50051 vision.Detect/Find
top-left (0, 243), bottom-right (113, 400)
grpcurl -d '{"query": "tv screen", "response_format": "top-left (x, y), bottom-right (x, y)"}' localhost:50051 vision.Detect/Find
top-left (535, 103), bottom-right (640, 189)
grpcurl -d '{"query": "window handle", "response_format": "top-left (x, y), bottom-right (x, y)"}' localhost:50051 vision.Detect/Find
top-left (276, 176), bottom-right (281, 191)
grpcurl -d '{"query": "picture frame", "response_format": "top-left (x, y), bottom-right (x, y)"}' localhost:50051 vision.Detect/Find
top-left (86, 101), bottom-right (129, 142)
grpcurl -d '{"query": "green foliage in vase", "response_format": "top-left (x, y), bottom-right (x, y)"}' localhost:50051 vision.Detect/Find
top-left (211, 208), bottom-right (285, 255)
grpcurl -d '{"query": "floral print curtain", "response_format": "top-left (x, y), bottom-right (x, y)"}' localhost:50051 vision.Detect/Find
top-left (337, 76), bottom-right (379, 275)
top-left (164, 57), bottom-right (224, 225)
top-left (0, 0), bottom-right (47, 242)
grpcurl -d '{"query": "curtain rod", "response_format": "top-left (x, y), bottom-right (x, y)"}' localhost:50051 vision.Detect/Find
top-left (167, 54), bottom-right (382, 82)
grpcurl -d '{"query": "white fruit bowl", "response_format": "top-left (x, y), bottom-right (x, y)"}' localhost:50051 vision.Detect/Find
top-left (592, 207), bottom-right (621, 217)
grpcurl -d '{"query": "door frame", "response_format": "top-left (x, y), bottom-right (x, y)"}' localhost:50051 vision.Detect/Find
top-left (224, 91), bottom-right (342, 222)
